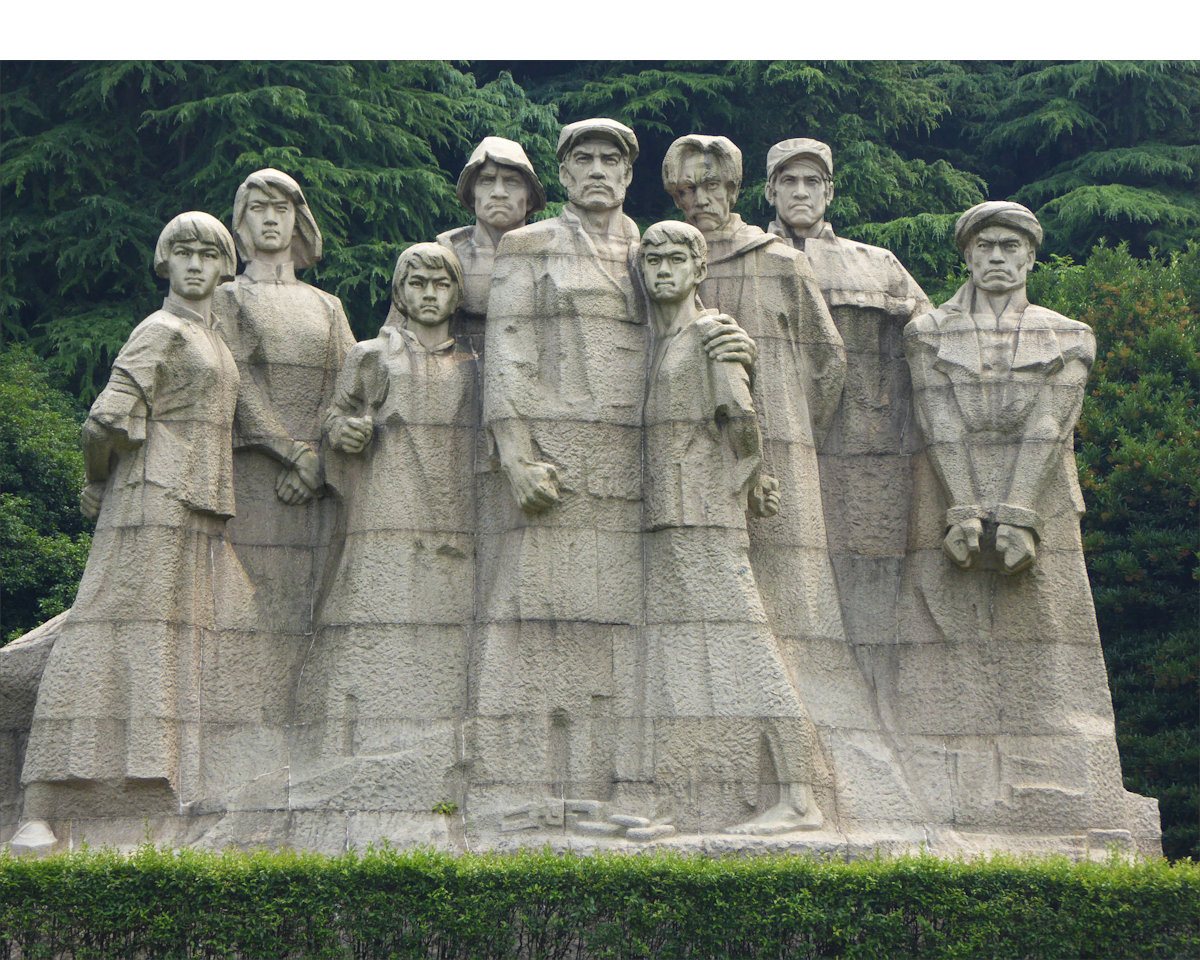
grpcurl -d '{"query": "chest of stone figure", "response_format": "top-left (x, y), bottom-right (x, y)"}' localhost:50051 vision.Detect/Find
top-left (238, 283), bottom-right (337, 367)
top-left (155, 322), bottom-right (238, 426)
top-left (375, 348), bottom-right (477, 428)
top-left (536, 262), bottom-right (644, 420)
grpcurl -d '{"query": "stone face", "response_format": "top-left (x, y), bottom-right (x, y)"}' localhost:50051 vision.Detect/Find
top-left (1, 163), bottom-right (1158, 861)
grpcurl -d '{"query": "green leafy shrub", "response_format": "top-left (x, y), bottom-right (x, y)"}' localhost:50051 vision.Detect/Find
top-left (0, 847), bottom-right (1196, 960)
top-left (0, 345), bottom-right (90, 642)
top-left (1028, 242), bottom-right (1200, 861)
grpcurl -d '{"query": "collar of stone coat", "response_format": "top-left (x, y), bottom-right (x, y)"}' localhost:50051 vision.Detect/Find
top-left (162, 295), bottom-right (217, 329)
top-left (767, 217), bottom-right (836, 246)
top-left (242, 260), bottom-right (299, 284)
top-left (380, 315), bottom-right (457, 354)
top-left (703, 214), bottom-right (784, 265)
top-left (929, 279), bottom-right (1065, 374)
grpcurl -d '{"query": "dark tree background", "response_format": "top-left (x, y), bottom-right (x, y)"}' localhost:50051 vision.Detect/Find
top-left (1, 60), bottom-right (1196, 858)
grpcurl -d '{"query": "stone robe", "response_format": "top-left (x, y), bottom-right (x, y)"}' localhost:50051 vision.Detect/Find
top-left (474, 205), bottom-right (645, 827)
top-left (642, 309), bottom-right (832, 831)
top-left (699, 215), bottom-right (923, 832)
top-left (436, 224), bottom-right (497, 355)
top-left (21, 298), bottom-right (256, 814)
top-left (898, 282), bottom-right (1157, 846)
top-left (291, 323), bottom-right (478, 819)
top-left (769, 219), bottom-right (931, 647)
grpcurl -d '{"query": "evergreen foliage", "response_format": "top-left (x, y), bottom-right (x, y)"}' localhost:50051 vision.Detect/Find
top-left (1, 61), bottom-right (559, 400)
top-left (0, 346), bottom-right (90, 641)
top-left (1027, 243), bottom-right (1200, 861)
top-left (1, 846), bottom-right (1196, 959)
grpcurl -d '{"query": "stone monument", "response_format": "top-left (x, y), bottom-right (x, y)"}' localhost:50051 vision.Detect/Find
top-left (0, 135), bottom-right (1161, 859)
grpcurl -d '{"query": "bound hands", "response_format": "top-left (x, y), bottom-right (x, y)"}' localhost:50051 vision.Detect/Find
top-left (276, 446), bottom-right (321, 505)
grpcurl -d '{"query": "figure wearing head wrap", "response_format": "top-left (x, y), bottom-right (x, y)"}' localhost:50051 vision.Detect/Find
top-left (212, 169), bottom-right (356, 742)
top-left (15, 212), bottom-right (257, 846)
top-left (891, 203), bottom-right (1150, 845)
top-left (436, 137), bottom-right (545, 351)
top-left (293, 243), bottom-right (477, 805)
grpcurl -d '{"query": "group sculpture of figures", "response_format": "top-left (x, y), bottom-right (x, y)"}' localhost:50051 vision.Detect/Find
top-left (5, 119), bottom-right (1160, 857)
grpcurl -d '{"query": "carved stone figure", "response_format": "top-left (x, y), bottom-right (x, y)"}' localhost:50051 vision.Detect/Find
top-left (764, 138), bottom-right (932, 650)
top-left (12, 213), bottom-right (255, 851)
top-left (662, 135), bottom-right (924, 832)
top-left (436, 137), bottom-right (546, 353)
top-left (639, 221), bottom-right (830, 834)
top-left (214, 169), bottom-right (356, 636)
top-left (891, 201), bottom-right (1160, 848)
top-left (290, 244), bottom-right (477, 833)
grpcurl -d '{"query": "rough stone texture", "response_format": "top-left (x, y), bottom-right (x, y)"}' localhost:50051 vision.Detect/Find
top-left (0, 168), bottom-right (1159, 862)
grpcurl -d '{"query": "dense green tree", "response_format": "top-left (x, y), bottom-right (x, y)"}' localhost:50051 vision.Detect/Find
top-left (0, 346), bottom-right (90, 641)
top-left (1027, 243), bottom-right (1199, 861)
top-left (1, 61), bottom-right (559, 400)
top-left (925, 61), bottom-right (1200, 260)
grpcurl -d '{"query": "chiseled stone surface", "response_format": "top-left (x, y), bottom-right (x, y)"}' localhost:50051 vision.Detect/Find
top-left (0, 157), bottom-right (1159, 860)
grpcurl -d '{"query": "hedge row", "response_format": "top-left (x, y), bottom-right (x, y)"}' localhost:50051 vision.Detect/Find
top-left (1, 846), bottom-right (1197, 959)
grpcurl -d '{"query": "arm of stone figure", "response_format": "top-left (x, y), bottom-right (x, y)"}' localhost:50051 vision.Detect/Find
top-left (790, 252), bottom-right (846, 446)
top-left (702, 317), bottom-right (778, 518)
top-left (904, 320), bottom-right (985, 568)
top-left (215, 288), bottom-right (321, 505)
top-left (483, 245), bottom-right (561, 514)
top-left (324, 346), bottom-right (376, 456)
top-left (79, 326), bottom-right (161, 519)
top-left (996, 334), bottom-right (1095, 574)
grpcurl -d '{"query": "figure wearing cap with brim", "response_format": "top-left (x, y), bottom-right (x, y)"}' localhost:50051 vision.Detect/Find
top-left (764, 138), bottom-right (932, 650)
top-left (436, 137), bottom-right (546, 352)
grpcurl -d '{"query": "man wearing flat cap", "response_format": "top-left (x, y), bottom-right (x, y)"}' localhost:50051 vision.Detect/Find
top-left (472, 119), bottom-right (656, 825)
top-left (437, 136), bottom-right (546, 353)
top-left (889, 202), bottom-right (1141, 839)
top-left (764, 137), bottom-right (931, 650)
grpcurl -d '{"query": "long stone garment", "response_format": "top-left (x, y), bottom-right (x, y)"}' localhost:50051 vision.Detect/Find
top-left (290, 326), bottom-right (478, 817)
top-left (642, 311), bottom-right (832, 833)
top-left (897, 285), bottom-right (1158, 845)
top-left (698, 216), bottom-right (924, 833)
top-left (211, 262), bottom-right (354, 804)
top-left (474, 208), bottom-right (646, 827)
top-left (21, 301), bottom-right (256, 815)
top-left (768, 220), bottom-right (931, 649)
top-left (213, 260), bottom-right (355, 637)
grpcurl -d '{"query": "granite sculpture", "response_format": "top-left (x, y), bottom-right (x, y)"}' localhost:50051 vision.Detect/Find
top-left (290, 243), bottom-right (478, 830)
top-left (11, 213), bottom-right (254, 851)
top-left (436, 137), bottom-right (546, 353)
top-left (0, 138), bottom-right (1161, 860)
top-left (662, 134), bottom-right (926, 836)
top-left (890, 201), bottom-right (1160, 850)
top-left (764, 138), bottom-right (932, 655)
top-left (639, 220), bottom-right (829, 835)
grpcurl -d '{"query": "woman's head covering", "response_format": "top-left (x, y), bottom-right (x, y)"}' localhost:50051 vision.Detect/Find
top-left (232, 168), bottom-right (323, 268)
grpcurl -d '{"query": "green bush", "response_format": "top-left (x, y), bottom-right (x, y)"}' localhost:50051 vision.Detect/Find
top-left (0, 847), bottom-right (1196, 960)
top-left (1027, 242), bottom-right (1200, 862)
top-left (0, 345), bottom-right (91, 642)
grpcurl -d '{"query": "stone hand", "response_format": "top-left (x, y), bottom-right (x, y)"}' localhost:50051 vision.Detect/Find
top-left (701, 316), bottom-right (757, 369)
top-left (330, 416), bottom-right (374, 455)
top-left (995, 523), bottom-right (1037, 574)
top-left (275, 449), bottom-right (320, 506)
top-left (80, 482), bottom-right (105, 521)
top-left (943, 518), bottom-right (983, 568)
top-left (505, 458), bottom-right (561, 514)
top-left (749, 474), bottom-right (780, 517)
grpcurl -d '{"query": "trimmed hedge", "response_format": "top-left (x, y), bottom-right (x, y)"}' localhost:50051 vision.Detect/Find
top-left (1, 847), bottom-right (1196, 959)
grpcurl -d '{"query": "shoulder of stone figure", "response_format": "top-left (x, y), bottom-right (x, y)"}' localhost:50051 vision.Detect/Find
top-left (902, 307), bottom-right (939, 341)
top-left (436, 226), bottom-right (471, 249)
top-left (495, 218), bottom-right (562, 258)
